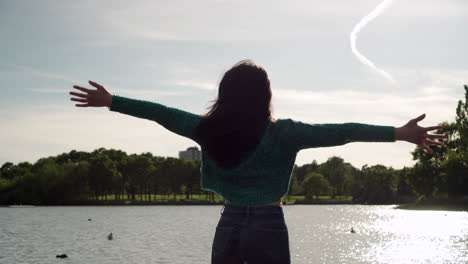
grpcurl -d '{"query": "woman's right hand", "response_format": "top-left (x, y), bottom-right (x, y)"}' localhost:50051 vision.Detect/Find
top-left (69, 80), bottom-right (112, 107)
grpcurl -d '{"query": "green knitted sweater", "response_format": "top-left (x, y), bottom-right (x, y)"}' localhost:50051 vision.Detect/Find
top-left (109, 95), bottom-right (396, 205)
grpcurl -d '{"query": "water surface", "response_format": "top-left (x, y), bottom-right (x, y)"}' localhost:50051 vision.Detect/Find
top-left (1, 205), bottom-right (467, 264)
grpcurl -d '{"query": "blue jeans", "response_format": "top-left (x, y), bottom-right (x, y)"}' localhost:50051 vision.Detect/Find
top-left (211, 203), bottom-right (291, 264)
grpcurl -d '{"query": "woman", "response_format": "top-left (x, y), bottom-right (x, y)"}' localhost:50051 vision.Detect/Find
top-left (69, 59), bottom-right (446, 264)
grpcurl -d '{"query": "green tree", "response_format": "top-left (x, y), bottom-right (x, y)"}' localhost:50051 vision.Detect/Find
top-left (396, 167), bottom-right (415, 202)
top-left (31, 157), bottom-right (68, 204)
top-left (1, 162), bottom-right (31, 180)
top-left (303, 172), bottom-right (331, 200)
top-left (104, 149), bottom-right (128, 200)
top-left (124, 154), bottom-right (154, 201)
top-left (70, 160), bottom-right (91, 201)
top-left (288, 172), bottom-right (302, 196)
top-left (0, 162), bottom-right (14, 179)
top-left (455, 85), bottom-right (468, 156)
top-left (183, 160), bottom-right (200, 199)
top-left (166, 158), bottom-right (186, 200)
top-left (88, 154), bottom-right (119, 200)
top-left (451, 84), bottom-right (468, 197)
top-left (0, 162), bottom-right (35, 204)
top-left (409, 85), bottom-right (468, 199)
top-left (293, 160), bottom-right (320, 186)
top-left (55, 150), bottom-right (90, 164)
top-left (319, 156), bottom-right (349, 198)
top-left (353, 165), bottom-right (398, 203)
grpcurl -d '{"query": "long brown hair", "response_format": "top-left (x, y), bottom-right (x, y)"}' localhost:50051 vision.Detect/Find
top-left (194, 59), bottom-right (275, 169)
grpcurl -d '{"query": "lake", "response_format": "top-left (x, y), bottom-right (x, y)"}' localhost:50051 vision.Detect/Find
top-left (1, 205), bottom-right (467, 264)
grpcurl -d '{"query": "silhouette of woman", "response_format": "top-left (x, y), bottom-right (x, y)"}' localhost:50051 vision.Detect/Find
top-left (69, 59), bottom-right (446, 264)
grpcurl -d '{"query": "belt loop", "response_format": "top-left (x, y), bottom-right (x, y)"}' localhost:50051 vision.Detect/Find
top-left (220, 204), bottom-right (225, 215)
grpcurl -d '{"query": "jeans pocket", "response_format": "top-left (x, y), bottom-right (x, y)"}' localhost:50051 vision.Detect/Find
top-left (212, 226), bottom-right (237, 258)
top-left (246, 227), bottom-right (291, 264)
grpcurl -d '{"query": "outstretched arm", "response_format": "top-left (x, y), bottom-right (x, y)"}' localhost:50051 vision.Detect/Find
top-left (287, 114), bottom-right (446, 153)
top-left (288, 120), bottom-right (395, 152)
top-left (69, 80), bottom-right (202, 141)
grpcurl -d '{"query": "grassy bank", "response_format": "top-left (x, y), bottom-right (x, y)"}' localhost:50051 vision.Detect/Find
top-left (4, 195), bottom-right (355, 206)
top-left (397, 199), bottom-right (468, 211)
top-left (89, 195), bottom-right (353, 205)
top-left (285, 195), bottom-right (353, 205)
top-left (7, 194), bottom-right (466, 210)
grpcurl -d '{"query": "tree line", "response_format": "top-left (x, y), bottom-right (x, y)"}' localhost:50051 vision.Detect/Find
top-left (1, 85), bottom-right (467, 205)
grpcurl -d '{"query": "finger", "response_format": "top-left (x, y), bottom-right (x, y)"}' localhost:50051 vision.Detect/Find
top-left (73, 85), bottom-right (93, 93)
top-left (71, 98), bottom-right (87, 103)
top-left (421, 143), bottom-right (433, 153)
top-left (427, 134), bottom-right (448, 139)
top-left (69, 91), bottom-right (88, 98)
top-left (75, 103), bottom-right (90, 107)
top-left (424, 125), bottom-right (443, 132)
top-left (410, 113), bottom-right (426, 124)
top-left (89, 80), bottom-right (104, 90)
top-left (424, 138), bottom-right (443, 146)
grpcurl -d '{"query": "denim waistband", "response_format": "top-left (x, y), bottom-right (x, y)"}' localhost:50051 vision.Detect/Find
top-left (220, 203), bottom-right (284, 216)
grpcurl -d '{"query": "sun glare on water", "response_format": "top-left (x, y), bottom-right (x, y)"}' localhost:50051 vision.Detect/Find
top-left (363, 208), bottom-right (468, 263)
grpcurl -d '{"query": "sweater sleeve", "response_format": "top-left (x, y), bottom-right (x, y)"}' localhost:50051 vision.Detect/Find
top-left (108, 95), bottom-right (202, 141)
top-left (284, 118), bottom-right (395, 152)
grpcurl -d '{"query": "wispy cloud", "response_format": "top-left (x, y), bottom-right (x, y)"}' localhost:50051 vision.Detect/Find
top-left (28, 88), bottom-right (69, 94)
top-left (105, 18), bottom-right (185, 42)
top-left (27, 87), bottom-right (186, 97)
top-left (272, 67), bottom-right (464, 125)
top-left (95, 0), bottom-right (355, 43)
top-left (112, 88), bottom-right (187, 97)
top-left (174, 81), bottom-right (216, 91)
top-left (12, 64), bottom-right (82, 84)
top-left (274, 88), bottom-right (458, 106)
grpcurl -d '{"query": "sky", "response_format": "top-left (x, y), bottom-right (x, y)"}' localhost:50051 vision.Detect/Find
top-left (1, 0), bottom-right (467, 169)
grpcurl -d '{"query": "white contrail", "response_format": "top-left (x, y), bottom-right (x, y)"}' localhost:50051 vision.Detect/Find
top-left (350, 0), bottom-right (396, 83)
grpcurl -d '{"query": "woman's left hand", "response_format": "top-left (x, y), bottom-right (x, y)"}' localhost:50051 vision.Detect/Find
top-left (395, 114), bottom-right (447, 153)
top-left (69, 80), bottom-right (112, 107)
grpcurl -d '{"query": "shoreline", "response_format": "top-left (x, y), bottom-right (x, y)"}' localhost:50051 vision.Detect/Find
top-left (3, 199), bottom-right (467, 211)
top-left (396, 203), bottom-right (468, 212)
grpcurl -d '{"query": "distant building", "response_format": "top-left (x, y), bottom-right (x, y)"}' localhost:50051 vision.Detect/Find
top-left (178, 146), bottom-right (201, 161)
